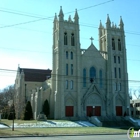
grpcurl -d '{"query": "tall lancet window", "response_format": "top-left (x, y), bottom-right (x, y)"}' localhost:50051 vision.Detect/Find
top-left (71, 64), bottom-right (73, 75)
top-left (66, 64), bottom-right (68, 75)
top-left (83, 68), bottom-right (86, 87)
top-left (90, 67), bottom-right (96, 83)
top-left (99, 70), bottom-right (103, 88)
top-left (64, 32), bottom-right (67, 45)
top-left (71, 33), bottom-right (75, 46)
top-left (66, 51), bottom-right (68, 59)
top-left (70, 80), bottom-right (73, 89)
top-left (71, 52), bottom-right (73, 59)
top-left (118, 39), bottom-right (121, 51)
top-left (112, 38), bottom-right (115, 50)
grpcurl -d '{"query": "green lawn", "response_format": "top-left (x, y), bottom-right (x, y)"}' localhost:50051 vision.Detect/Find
top-left (0, 119), bottom-right (129, 136)
top-left (0, 127), bottom-right (127, 136)
top-left (1, 119), bottom-right (38, 126)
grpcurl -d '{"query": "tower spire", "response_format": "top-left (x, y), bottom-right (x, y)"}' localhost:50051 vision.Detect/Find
top-left (74, 9), bottom-right (79, 23)
top-left (58, 6), bottom-right (64, 21)
top-left (99, 20), bottom-right (102, 28)
top-left (119, 16), bottom-right (124, 30)
top-left (106, 14), bottom-right (111, 28)
top-left (54, 13), bottom-right (58, 21)
top-left (68, 15), bottom-right (72, 22)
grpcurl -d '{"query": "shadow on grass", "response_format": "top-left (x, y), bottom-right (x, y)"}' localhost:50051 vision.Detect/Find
top-left (46, 121), bottom-right (56, 125)
top-left (0, 122), bottom-right (10, 128)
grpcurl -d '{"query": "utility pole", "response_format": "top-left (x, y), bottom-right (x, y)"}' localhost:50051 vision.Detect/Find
top-left (12, 91), bottom-right (14, 131)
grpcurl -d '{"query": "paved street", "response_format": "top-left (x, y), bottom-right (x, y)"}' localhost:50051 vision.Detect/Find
top-left (0, 135), bottom-right (139, 140)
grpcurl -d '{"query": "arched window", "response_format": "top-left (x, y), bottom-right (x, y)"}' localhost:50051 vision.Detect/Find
top-left (71, 33), bottom-right (75, 46)
top-left (118, 56), bottom-right (120, 63)
top-left (118, 39), bottom-right (121, 51)
top-left (70, 80), bottom-right (73, 89)
top-left (118, 83), bottom-right (121, 91)
top-left (90, 67), bottom-right (96, 83)
top-left (114, 56), bottom-right (116, 63)
top-left (71, 64), bottom-right (73, 75)
top-left (114, 67), bottom-right (117, 78)
top-left (66, 80), bottom-right (68, 89)
top-left (119, 68), bottom-right (121, 78)
top-left (99, 70), bottom-right (103, 88)
top-left (83, 68), bottom-right (86, 87)
top-left (112, 38), bottom-right (115, 50)
top-left (71, 52), bottom-right (73, 59)
top-left (66, 51), bottom-right (68, 59)
top-left (66, 64), bottom-right (68, 75)
top-left (64, 32), bottom-right (67, 45)
top-left (114, 82), bottom-right (117, 91)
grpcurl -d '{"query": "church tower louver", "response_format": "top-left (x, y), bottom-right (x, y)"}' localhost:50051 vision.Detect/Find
top-left (50, 7), bottom-right (130, 119)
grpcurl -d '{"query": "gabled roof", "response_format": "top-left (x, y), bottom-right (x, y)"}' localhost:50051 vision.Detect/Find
top-left (19, 68), bottom-right (52, 82)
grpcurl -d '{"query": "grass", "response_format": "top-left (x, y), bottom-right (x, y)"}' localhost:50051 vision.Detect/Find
top-left (1, 119), bottom-right (39, 126)
top-left (0, 119), bottom-right (128, 136)
top-left (0, 127), bottom-right (127, 136)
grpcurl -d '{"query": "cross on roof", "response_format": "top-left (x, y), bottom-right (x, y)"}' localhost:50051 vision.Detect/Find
top-left (90, 37), bottom-right (94, 44)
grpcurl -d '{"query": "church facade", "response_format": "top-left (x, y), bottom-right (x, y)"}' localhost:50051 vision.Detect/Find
top-left (15, 7), bottom-right (130, 120)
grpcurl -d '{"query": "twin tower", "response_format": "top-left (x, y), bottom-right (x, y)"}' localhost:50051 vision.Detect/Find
top-left (50, 7), bottom-right (129, 119)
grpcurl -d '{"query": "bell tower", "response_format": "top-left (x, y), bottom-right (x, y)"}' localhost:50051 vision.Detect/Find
top-left (51, 6), bottom-right (81, 119)
top-left (99, 15), bottom-right (130, 116)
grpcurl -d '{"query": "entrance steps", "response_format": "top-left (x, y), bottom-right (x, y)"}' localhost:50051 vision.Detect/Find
top-left (99, 116), bottom-right (135, 127)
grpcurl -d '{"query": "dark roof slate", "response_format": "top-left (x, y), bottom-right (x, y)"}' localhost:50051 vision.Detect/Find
top-left (19, 68), bottom-right (52, 82)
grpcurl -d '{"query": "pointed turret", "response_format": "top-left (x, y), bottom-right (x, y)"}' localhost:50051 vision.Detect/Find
top-left (99, 20), bottom-right (102, 28)
top-left (119, 16), bottom-right (124, 30)
top-left (106, 14), bottom-right (111, 28)
top-left (53, 13), bottom-right (58, 30)
top-left (74, 9), bottom-right (79, 23)
top-left (99, 20), bottom-right (103, 36)
top-left (112, 22), bottom-right (114, 28)
top-left (58, 6), bottom-right (64, 21)
top-left (115, 24), bottom-right (117, 28)
top-left (54, 13), bottom-right (58, 22)
top-left (68, 15), bottom-right (72, 22)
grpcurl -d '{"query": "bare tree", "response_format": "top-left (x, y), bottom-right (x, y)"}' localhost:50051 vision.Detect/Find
top-left (129, 87), bottom-right (140, 99)
top-left (0, 85), bottom-right (15, 119)
top-left (0, 85), bottom-right (15, 110)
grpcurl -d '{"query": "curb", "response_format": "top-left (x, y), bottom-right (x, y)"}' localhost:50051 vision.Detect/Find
top-left (0, 133), bottom-right (127, 138)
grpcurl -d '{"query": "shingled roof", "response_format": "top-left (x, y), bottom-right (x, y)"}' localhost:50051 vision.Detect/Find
top-left (19, 68), bottom-right (52, 82)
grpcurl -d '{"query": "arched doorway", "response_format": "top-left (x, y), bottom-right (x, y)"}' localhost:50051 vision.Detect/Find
top-left (85, 93), bottom-right (102, 117)
top-left (65, 98), bottom-right (74, 117)
top-left (116, 98), bottom-right (123, 116)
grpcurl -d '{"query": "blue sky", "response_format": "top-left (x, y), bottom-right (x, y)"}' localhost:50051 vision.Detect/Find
top-left (0, 0), bottom-right (140, 91)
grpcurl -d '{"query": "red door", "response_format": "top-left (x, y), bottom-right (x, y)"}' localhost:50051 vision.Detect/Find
top-left (87, 106), bottom-right (93, 116)
top-left (116, 106), bottom-right (122, 116)
top-left (87, 106), bottom-right (101, 116)
top-left (95, 106), bottom-right (101, 116)
top-left (65, 106), bottom-right (73, 117)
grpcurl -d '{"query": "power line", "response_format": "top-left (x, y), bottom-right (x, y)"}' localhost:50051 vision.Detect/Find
top-left (0, 46), bottom-right (140, 62)
top-left (0, 68), bottom-right (140, 83)
top-left (0, 9), bottom-right (47, 19)
top-left (0, 1), bottom-right (114, 29)
top-left (0, 7), bottom-right (48, 18)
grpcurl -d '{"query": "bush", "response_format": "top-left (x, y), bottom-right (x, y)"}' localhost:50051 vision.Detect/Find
top-left (42, 99), bottom-right (50, 117)
top-left (8, 104), bottom-right (15, 120)
top-left (24, 101), bottom-right (33, 120)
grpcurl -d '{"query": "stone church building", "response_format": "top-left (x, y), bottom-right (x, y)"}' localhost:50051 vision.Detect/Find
top-left (15, 7), bottom-right (130, 120)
